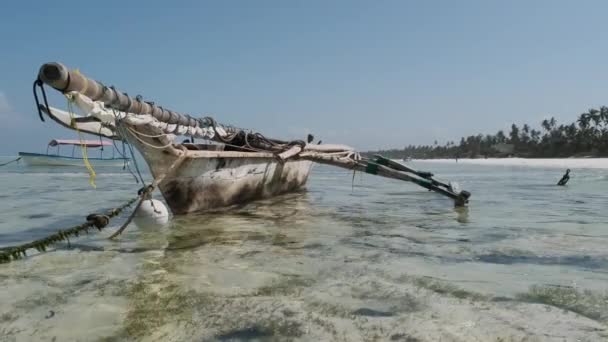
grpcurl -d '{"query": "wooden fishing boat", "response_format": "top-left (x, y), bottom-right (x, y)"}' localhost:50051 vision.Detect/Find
top-left (18, 139), bottom-right (129, 167)
top-left (30, 62), bottom-right (470, 214)
top-left (124, 123), bottom-right (314, 214)
top-left (138, 144), bottom-right (313, 214)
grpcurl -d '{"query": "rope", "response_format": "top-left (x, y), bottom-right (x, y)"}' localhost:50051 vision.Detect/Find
top-left (108, 188), bottom-right (148, 239)
top-left (116, 122), bottom-right (146, 185)
top-left (111, 139), bottom-right (139, 183)
top-left (107, 147), bottom-right (187, 239)
top-left (0, 195), bottom-right (140, 264)
top-left (105, 109), bottom-right (302, 157)
top-left (113, 111), bottom-right (146, 185)
top-left (0, 127), bottom-right (188, 264)
top-left (126, 127), bottom-right (170, 139)
top-left (125, 126), bottom-right (174, 150)
top-left (66, 95), bottom-right (97, 188)
top-left (0, 157), bottom-right (21, 167)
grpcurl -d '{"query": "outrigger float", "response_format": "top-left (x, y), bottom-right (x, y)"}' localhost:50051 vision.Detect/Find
top-left (32, 62), bottom-right (470, 214)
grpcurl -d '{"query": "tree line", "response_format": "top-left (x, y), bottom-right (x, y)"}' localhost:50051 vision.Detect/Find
top-left (366, 106), bottom-right (608, 159)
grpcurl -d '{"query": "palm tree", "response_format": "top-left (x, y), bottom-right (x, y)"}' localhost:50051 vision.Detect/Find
top-left (578, 112), bottom-right (593, 150)
top-left (509, 124), bottom-right (520, 149)
top-left (589, 109), bottom-right (601, 128)
top-left (521, 124), bottom-right (531, 149)
top-left (542, 119), bottom-right (551, 132)
top-left (530, 129), bottom-right (541, 143)
top-left (600, 106), bottom-right (608, 126)
top-left (381, 104), bottom-right (608, 159)
top-left (577, 112), bottom-right (591, 130)
top-left (496, 130), bottom-right (506, 143)
top-left (550, 117), bottom-right (557, 128)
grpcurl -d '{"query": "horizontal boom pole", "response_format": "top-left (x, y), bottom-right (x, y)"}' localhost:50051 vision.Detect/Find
top-left (38, 62), bottom-right (197, 127)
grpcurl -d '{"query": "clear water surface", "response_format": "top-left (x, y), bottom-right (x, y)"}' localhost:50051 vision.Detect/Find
top-left (1, 159), bottom-right (607, 341)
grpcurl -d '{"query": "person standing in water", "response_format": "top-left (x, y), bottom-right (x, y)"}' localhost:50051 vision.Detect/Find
top-left (557, 169), bottom-right (571, 186)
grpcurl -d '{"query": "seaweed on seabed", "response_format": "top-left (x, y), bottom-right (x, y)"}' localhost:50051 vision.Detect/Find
top-left (516, 284), bottom-right (608, 322)
top-left (255, 275), bottom-right (315, 297)
top-left (215, 322), bottom-right (304, 341)
top-left (409, 276), bottom-right (489, 301)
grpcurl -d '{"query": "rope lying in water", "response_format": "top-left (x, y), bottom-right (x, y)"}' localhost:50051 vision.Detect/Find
top-left (107, 188), bottom-right (149, 240)
top-left (0, 189), bottom-right (150, 264)
top-left (0, 157), bottom-right (21, 167)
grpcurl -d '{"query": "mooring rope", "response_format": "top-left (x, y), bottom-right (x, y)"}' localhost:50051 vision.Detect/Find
top-left (0, 157), bottom-right (21, 167)
top-left (0, 186), bottom-right (154, 264)
top-left (111, 139), bottom-right (139, 184)
top-left (107, 188), bottom-right (148, 239)
top-left (107, 147), bottom-right (187, 239)
top-left (116, 121), bottom-right (147, 185)
top-left (0, 143), bottom-right (187, 264)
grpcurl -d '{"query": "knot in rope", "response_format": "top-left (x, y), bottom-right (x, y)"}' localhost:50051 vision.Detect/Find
top-left (86, 214), bottom-right (110, 229)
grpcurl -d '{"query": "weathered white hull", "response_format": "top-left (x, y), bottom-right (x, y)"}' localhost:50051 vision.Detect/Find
top-left (128, 136), bottom-right (313, 214)
top-left (161, 155), bottom-right (312, 214)
top-left (18, 152), bottom-right (129, 167)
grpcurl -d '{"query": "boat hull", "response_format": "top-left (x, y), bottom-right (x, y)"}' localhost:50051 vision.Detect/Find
top-left (163, 156), bottom-right (312, 214)
top-left (129, 138), bottom-right (313, 214)
top-left (18, 152), bottom-right (129, 167)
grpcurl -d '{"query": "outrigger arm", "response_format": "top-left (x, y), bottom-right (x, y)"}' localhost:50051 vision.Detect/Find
top-left (301, 154), bottom-right (470, 206)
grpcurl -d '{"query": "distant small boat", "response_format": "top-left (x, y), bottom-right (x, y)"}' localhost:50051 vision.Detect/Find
top-left (18, 139), bottom-right (129, 167)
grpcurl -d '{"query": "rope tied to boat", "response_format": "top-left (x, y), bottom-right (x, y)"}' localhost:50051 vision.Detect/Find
top-left (107, 147), bottom-right (187, 239)
top-left (0, 157), bottom-right (21, 167)
top-left (0, 193), bottom-right (145, 264)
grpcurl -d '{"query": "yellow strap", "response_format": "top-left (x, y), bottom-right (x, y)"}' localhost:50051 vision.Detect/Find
top-left (66, 95), bottom-right (97, 188)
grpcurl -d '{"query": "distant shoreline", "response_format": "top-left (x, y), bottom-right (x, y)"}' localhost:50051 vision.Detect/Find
top-left (410, 157), bottom-right (608, 169)
top-left (407, 156), bottom-right (608, 160)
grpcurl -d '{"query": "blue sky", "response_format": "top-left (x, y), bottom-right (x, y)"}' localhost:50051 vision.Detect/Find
top-left (1, 0), bottom-right (607, 154)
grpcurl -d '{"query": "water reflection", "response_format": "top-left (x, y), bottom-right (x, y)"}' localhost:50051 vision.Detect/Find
top-left (164, 191), bottom-right (314, 251)
top-left (454, 206), bottom-right (469, 224)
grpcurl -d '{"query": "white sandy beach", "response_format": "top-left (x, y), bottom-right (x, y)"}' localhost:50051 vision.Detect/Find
top-left (416, 157), bottom-right (608, 169)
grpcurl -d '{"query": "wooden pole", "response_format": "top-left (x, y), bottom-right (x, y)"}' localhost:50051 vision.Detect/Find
top-left (277, 145), bottom-right (303, 161)
top-left (301, 154), bottom-right (470, 206)
top-left (38, 62), bottom-right (197, 127)
top-left (372, 155), bottom-right (452, 190)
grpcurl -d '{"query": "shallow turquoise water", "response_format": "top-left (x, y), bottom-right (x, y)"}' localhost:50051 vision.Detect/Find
top-left (1, 159), bottom-right (607, 341)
